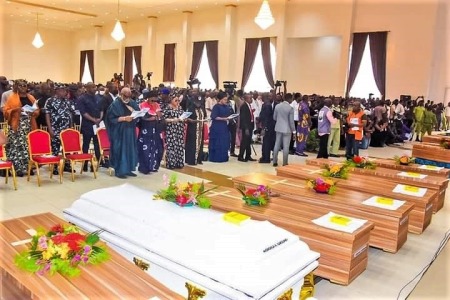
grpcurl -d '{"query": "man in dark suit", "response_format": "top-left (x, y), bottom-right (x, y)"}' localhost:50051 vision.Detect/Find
top-left (238, 94), bottom-right (256, 162)
top-left (259, 93), bottom-right (277, 163)
top-left (100, 81), bottom-right (118, 121)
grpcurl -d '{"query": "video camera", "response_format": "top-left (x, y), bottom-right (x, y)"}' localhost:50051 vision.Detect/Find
top-left (274, 80), bottom-right (286, 87)
top-left (113, 73), bottom-right (124, 82)
top-left (223, 81), bottom-right (237, 90)
top-left (146, 72), bottom-right (153, 80)
top-left (187, 76), bottom-right (201, 88)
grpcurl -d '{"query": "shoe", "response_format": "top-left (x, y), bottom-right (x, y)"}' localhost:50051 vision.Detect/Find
top-left (247, 157), bottom-right (257, 162)
top-left (127, 172), bottom-right (137, 177)
top-left (329, 154), bottom-right (339, 158)
top-left (16, 171), bottom-right (24, 177)
top-left (29, 170), bottom-right (35, 176)
top-left (273, 163), bottom-right (278, 167)
top-left (64, 166), bottom-right (74, 173)
top-left (238, 157), bottom-right (247, 162)
top-left (230, 153), bottom-right (238, 157)
top-left (53, 169), bottom-right (59, 176)
top-left (82, 163), bottom-right (88, 172)
top-left (259, 159), bottom-right (270, 163)
top-left (116, 174), bottom-right (127, 179)
top-left (296, 152), bottom-right (308, 157)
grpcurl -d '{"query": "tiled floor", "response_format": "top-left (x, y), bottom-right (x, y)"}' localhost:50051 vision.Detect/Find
top-left (1, 141), bottom-right (448, 299)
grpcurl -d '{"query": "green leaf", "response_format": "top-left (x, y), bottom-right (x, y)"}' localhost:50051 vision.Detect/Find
top-left (14, 252), bottom-right (41, 273)
top-left (85, 232), bottom-right (100, 245)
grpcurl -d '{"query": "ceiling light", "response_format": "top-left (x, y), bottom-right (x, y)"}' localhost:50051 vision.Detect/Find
top-left (32, 13), bottom-right (44, 48)
top-left (111, 0), bottom-right (125, 41)
top-left (254, 0), bottom-right (274, 30)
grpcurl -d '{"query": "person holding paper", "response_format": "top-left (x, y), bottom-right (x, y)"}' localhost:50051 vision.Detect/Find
top-left (137, 90), bottom-right (164, 174)
top-left (163, 95), bottom-right (185, 169)
top-left (45, 84), bottom-right (76, 174)
top-left (185, 96), bottom-right (207, 165)
top-left (105, 87), bottom-right (139, 179)
top-left (345, 101), bottom-right (367, 159)
top-left (3, 80), bottom-right (39, 177)
top-left (209, 91), bottom-right (231, 163)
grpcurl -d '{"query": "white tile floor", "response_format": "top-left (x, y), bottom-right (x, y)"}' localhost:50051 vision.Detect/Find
top-left (1, 141), bottom-right (448, 299)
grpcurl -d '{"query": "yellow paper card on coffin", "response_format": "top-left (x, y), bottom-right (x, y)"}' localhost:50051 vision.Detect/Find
top-left (330, 215), bottom-right (351, 226)
top-left (223, 212), bottom-right (250, 225)
top-left (425, 165), bottom-right (438, 170)
top-left (406, 172), bottom-right (421, 178)
top-left (404, 185), bottom-right (420, 193)
top-left (376, 197), bottom-right (394, 205)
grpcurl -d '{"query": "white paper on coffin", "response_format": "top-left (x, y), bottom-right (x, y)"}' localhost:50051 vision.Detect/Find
top-left (63, 184), bottom-right (320, 299)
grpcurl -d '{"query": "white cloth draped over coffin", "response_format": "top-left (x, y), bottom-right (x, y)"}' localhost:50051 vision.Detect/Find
top-left (63, 184), bottom-right (319, 299)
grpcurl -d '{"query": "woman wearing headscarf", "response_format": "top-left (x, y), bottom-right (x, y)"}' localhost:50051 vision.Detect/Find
top-left (137, 90), bottom-right (164, 174)
top-left (163, 94), bottom-right (185, 169)
top-left (3, 80), bottom-right (39, 176)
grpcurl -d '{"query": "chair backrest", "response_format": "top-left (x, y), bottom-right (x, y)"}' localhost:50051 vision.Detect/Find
top-left (60, 128), bottom-right (82, 154)
top-left (0, 144), bottom-right (6, 160)
top-left (0, 122), bottom-right (8, 135)
top-left (97, 128), bottom-right (110, 150)
top-left (28, 129), bottom-right (52, 156)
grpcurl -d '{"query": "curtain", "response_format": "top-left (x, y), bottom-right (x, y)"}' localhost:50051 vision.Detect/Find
top-left (260, 37), bottom-right (274, 88)
top-left (133, 46), bottom-right (142, 76)
top-left (205, 41), bottom-right (219, 88)
top-left (163, 43), bottom-right (176, 82)
top-left (346, 33), bottom-right (368, 97)
top-left (86, 50), bottom-right (94, 83)
top-left (191, 42), bottom-right (205, 79)
top-left (369, 32), bottom-right (388, 99)
top-left (124, 47), bottom-right (134, 86)
top-left (79, 51), bottom-right (87, 82)
top-left (241, 38), bottom-right (260, 89)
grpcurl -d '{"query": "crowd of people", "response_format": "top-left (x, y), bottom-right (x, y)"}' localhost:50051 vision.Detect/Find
top-left (1, 74), bottom-right (449, 179)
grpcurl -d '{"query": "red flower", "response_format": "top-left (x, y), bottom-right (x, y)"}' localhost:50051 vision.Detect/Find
top-left (63, 233), bottom-right (86, 251)
top-left (51, 234), bottom-right (65, 245)
top-left (176, 194), bottom-right (189, 206)
top-left (353, 156), bottom-right (363, 164)
top-left (245, 188), bottom-right (257, 196)
top-left (50, 224), bottom-right (64, 233)
top-left (315, 184), bottom-right (329, 193)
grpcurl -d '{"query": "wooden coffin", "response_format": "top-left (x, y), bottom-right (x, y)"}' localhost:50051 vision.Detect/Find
top-left (412, 144), bottom-right (450, 165)
top-left (422, 134), bottom-right (450, 145)
top-left (371, 158), bottom-right (450, 179)
top-left (0, 213), bottom-right (183, 300)
top-left (63, 184), bottom-right (320, 299)
top-left (306, 158), bottom-right (448, 213)
top-left (231, 173), bottom-right (413, 253)
top-left (205, 185), bottom-right (374, 285)
top-left (276, 164), bottom-right (436, 234)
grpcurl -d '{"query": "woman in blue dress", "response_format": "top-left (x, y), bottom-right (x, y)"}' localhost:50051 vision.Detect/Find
top-left (208, 91), bottom-right (231, 162)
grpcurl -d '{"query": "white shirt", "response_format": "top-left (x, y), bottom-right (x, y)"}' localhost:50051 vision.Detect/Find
top-left (445, 105), bottom-right (450, 117)
top-left (290, 100), bottom-right (299, 121)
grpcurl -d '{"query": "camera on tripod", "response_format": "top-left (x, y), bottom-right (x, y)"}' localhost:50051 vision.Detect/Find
top-left (274, 80), bottom-right (286, 87)
top-left (223, 81), bottom-right (237, 90)
top-left (146, 72), bottom-right (153, 80)
top-left (187, 75), bottom-right (201, 88)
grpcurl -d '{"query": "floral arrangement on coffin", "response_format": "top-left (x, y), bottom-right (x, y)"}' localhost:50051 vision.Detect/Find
top-left (440, 140), bottom-right (450, 150)
top-left (345, 156), bottom-right (376, 169)
top-left (306, 178), bottom-right (337, 195)
top-left (322, 164), bottom-right (349, 179)
top-left (153, 174), bottom-right (214, 208)
top-left (394, 155), bottom-right (415, 166)
top-left (236, 184), bottom-right (271, 206)
top-left (14, 224), bottom-right (109, 277)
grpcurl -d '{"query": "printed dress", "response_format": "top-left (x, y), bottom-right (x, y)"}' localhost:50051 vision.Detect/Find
top-left (45, 97), bottom-right (75, 155)
top-left (163, 106), bottom-right (185, 169)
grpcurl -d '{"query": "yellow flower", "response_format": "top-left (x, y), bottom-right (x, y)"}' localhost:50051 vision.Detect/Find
top-left (42, 243), bottom-right (57, 260)
top-left (324, 179), bottom-right (335, 186)
top-left (54, 243), bottom-right (71, 260)
top-left (178, 183), bottom-right (189, 192)
top-left (330, 165), bottom-right (341, 173)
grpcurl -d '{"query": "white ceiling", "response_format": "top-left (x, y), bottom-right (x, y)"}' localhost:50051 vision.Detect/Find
top-left (2, 0), bottom-right (265, 30)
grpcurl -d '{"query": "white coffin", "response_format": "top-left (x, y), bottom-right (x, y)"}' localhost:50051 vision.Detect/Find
top-left (63, 184), bottom-right (319, 299)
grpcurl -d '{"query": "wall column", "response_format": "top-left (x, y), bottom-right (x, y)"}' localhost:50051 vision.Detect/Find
top-left (223, 5), bottom-right (237, 84)
top-left (93, 25), bottom-right (102, 83)
top-left (145, 16), bottom-right (158, 87)
top-left (177, 11), bottom-right (192, 87)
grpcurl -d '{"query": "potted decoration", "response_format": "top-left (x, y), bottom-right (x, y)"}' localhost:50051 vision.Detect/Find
top-left (306, 178), bottom-right (336, 195)
top-left (394, 155), bottom-right (415, 166)
top-left (14, 224), bottom-right (109, 277)
top-left (322, 164), bottom-right (349, 179)
top-left (154, 174), bottom-right (214, 208)
top-left (345, 156), bottom-right (376, 169)
top-left (236, 184), bottom-right (271, 206)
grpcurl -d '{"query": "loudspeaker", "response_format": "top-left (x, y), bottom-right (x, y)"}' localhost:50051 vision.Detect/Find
top-left (400, 95), bottom-right (411, 101)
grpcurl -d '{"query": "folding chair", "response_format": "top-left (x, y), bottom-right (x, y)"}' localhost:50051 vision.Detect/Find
top-left (96, 128), bottom-right (112, 176)
top-left (0, 144), bottom-right (17, 190)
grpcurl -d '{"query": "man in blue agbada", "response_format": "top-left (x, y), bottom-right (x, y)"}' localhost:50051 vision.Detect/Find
top-left (105, 87), bottom-right (139, 179)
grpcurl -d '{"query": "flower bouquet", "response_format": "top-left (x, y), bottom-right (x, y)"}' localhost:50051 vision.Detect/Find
top-left (14, 224), bottom-right (109, 277)
top-left (306, 178), bottom-right (336, 195)
top-left (236, 184), bottom-right (271, 206)
top-left (153, 174), bottom-right (214, 208)
top-left (322, 164), bottom-right (349, 179)
top-left (440, 140), bottom-right (450, 150)
top-left (394, 155), bottom-right (415, 166)
top-left (345, 156), bottom-right (376, 169)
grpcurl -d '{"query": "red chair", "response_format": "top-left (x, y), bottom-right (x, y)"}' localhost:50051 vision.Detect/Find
top-left (60, 128), bottom-right (97, 182)
top-left (96, 128), bottom-right (112, 176)
top-left (27, 129), bottom-right (63, 186)
top-left (0, 144), bottom-right (17, 190)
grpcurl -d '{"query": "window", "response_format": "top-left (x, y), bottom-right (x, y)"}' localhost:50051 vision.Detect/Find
top-left (244, 41), bottom-right (276, 93)
top-left (195, 44), bottom-right (217, 90)
top-left (132, 50), bottom-right (139, 78)
top-left (349, 36), bottom-right (381, 99)
top-left (81, 53), bottom-right (93, 84)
